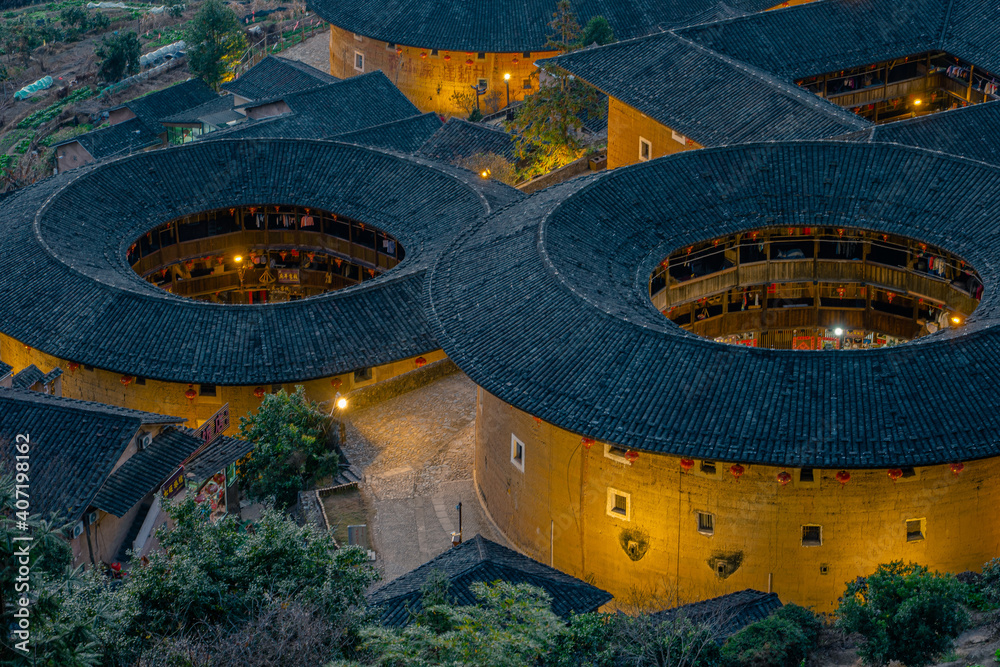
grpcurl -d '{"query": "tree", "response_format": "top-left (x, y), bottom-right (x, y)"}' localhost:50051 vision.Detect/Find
top-left (579, 16), bottom-right (614, 47)
top-left (836, 561), bottom-right (970, 667)
top-left (96, 31), bottom-right (141, 83)
top-left (507, 1), bottom-right (604, 180)
top-left (721, 604), bottom-right (821, 667)
top-left (237, 386), bottom-right (340, 508)
top-left (186, 0), bottom-right (247, 89)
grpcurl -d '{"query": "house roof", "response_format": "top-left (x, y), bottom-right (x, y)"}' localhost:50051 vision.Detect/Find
top-left (838, 101), bottom-right (1000, 166)
top-left (334, 112), bottom-right (444, 154)
top-left (222, 55), bottom-right (338, 101)
top-left (219, 72), bottom-right (422, 140)
top-left (184, 431), bottom-right (254, 484)
top-left (368, 535), bottom-right (613, 626)
top-left (55, 116), bottom-right (162, 162)
top-left (308, 0), bottom-right (778, 53)
top-left (118, 78), bottom-right (220, 134)
top-left (0, 362), bottom-right (11, 380)
top-left (424, 141), bottom-right (1000, 468)
top-left (160, 94), bottom-right (241, 128)
top-left (654, 590), bottom-right (783, 640)
top-left (543, 31), bottom-right (870, 147)
top-left (0, 388), bottom-right (182, 521)
top-left (0, 138), bottom-right (521, 385)
top-left (417, 117), bottom-right (517, 163)
top-left (92, 426), bottom-right (205, 517)
top-left (11, 364), bottom-right (45, 389)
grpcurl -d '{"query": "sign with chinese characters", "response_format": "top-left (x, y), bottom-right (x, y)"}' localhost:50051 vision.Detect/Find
top-left (195, 403), bottom-right (230, 446)
top-left (161, 466), bottom-right (186, 498)
top-left (277, 268), bottom-right (300, 284)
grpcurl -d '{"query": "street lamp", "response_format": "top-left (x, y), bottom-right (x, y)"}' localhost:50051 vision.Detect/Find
top-left (503, 72), bottom-right (510, 107)
top-left (334, 392), bottom-right (348, 444)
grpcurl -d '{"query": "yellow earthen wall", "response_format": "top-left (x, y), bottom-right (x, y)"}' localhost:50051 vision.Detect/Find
top-left (0, 332), bottom-right (445, 431)
top-left (607, 97), bottom-right (701, 169)
top-left (328, 25), bottom-right (556, 116)
top-left (476, 388), bottom-right (1000, 612)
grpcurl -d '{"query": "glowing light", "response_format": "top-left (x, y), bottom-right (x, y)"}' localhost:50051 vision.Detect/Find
top-left (504, 72), bottom-right (511, 81)
top-left (480, 168), bottom-right (491, 179)
top-left (951, 316), bottom-right (962, 325)
top-left (913, 98), bottom-right (923, 105)
top-left (834, 327), bottom-right (844, 336)
top-left (336, 397), bottom-right (348, 410)
top-left (234, 255), bottom-right (243, 263)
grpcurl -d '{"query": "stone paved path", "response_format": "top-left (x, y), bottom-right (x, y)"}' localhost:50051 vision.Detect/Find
top-left (280, 31), bottom-right (332, 76)
top-left (340, 372), bottom-right (505, 582)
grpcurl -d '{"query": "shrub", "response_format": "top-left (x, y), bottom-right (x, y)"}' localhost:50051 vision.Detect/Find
top-left (982, 557), bottom-right (1000, 606)
top-left (721, 616), bottom-right (811, 667)
top-left (772, 603), bottom-right (821, 645)
top-left (836, 561), bottom-right (970, 667)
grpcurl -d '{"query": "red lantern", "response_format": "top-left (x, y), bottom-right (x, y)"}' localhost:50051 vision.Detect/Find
top-left (512, 58), bottom-right (519, 65)
top-left (185, 261), bottom-right (194, 271)
top-left (887, 468), bottom-right (903, 482)
top-left (444, 54), bottom-right (451, 61)
top-left (624, 450), bottom-right (639, 464)
top-left (836, 470), bottom-right (851, 486)
top-left (290, 249), bottom-right (299, 258)
top-left (465, 59), bottom-right (473, 66)
top-left (307, 252), bottom-right (316, 262)
top-left (184, 384), bottom-right (197, 401)
top-left (395, 47), bottom-right (402, 54)
top-left (950, 462), bottom-right (964, 476)
top-left (414, 356), bottom-right (427, 367)
top-left (581, 437), bottom-right (595, 449)
top-left (279, 251), bottom-right (287, 261)
top-left (253, 386), bottom-right (265, 399)
top-left (120, 375), bottom-right (133, 387)
top-left (532, 416), bottom-right (542, 424)
top-left (331, 377), bottom-right (343, 388)
top-left (68, 362), bottom-right (80, 372)
top-left (23, 344), bottom-right (31, 351)
top-left (730, 463), bottom-right (745, 480)
top-left (680, 458), bottom-right (695, 473)
top-left (777, 471), bottom-right (792, 486)
top-left (420, 51), bottom-right (427, 58)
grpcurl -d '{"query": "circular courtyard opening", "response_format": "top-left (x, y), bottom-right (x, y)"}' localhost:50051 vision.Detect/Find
top-left (649, 226), bottom-right (982, 349)
top-left (128, 204), bottom-right (404, 304)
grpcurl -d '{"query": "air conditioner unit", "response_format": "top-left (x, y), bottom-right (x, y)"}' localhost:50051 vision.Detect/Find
top-left (86, 511), bottom-right (99, 526)
top-left (72, 521), bottom-right (85, 539)
top-left (138, 433), bottom-right (153, 450)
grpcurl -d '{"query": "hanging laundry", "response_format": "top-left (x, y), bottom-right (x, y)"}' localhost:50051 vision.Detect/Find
top-left (301, 215), bottom-right (314, 227)
top-left (255, 213), bottom-right (264, 228)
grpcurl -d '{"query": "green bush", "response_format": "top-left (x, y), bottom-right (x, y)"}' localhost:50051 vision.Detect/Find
top-left (982, 558), bottom-right (1000, 606)
top-left (836, 561), bottom-right (969, 667)
top-left (721, 616), bottom-right (811, 667)
top-left (773, 603), bottom-right (821, 645)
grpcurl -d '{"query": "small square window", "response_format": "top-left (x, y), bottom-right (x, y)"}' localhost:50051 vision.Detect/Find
top-left (431, 49), bottom-right (439, 56)
top-left (604, 443), bottom-right (633, 465)
top-left (478, 78), bottom-right (488, 90)
top-left (199, 384), bottom-right (216, 397)
top-left (906, 518), bottom-right (925, 542)
top-left (901, 466), bottom-right (916, 478)
top-left (606, 487), bottom-right (631, 521)
top-left (820, 564), bottom-right (830, 575)
top-left (671, 129), bottom-right (687, 144)
top-left (639, 137), bottom-right (652, 162)
top-left (523, 51), bottom-right (531, 58)
top-left (134, 376), bottom-right (146, 386)
top-left (353, 33), bottom-right (363, 42)
top-left (522, 78), bottom-right (532, 90)
top-left (354, 367), bottom-right (373, 382)
top-left (271, 384), bottom-right (282, 393)
top-left (477, 52), bottom-right (486, 59)
top-left (386, 42), bottom-right (396, 50)
top-left (84, 364), bottom-right (94, 371)
top-left (802, 525), bottom-right (822, 546)
top-left (697, 512), bottom-right (714, 535)
top-left (354, 51), bottom-right (365, 72)
top-left (510, 434), bottom-right (525, 471)
top-left (700, 460), bottom-right (716, 475)
top-left (799, 468), bottom-right (814, 483)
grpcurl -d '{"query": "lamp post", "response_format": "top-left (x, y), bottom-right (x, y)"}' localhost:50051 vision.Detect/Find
top-left (503, 72), bottom-right (510, 107)
top-left (334, 393), bottom-right (348, 445)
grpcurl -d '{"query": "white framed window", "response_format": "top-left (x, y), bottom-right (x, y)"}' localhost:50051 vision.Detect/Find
top-left (697, 512), bottom-right (714, 536)
top-left (801, 524), bottom-right (822, 547)
top-left (386, 42), bottom-right (396, 50)
top-left (353, 33), bottom-right (363, 42)
top-left (906, 518), bottom-right (925, 542)
top-left (604, 443), bottom-right (632, 465)
top-left (606, 487), bottom-right (631, 521)
top-left (671, 129), bottom-right (687, 144)
top-left (639, 137), bottom-right (652, 161)
top-left (354, 51), bottom-right (365, 72)
top-left (510, 434), bottom-right (525, 472)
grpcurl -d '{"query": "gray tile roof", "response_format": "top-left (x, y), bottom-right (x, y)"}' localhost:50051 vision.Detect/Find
top-left (0, 362), bottom-right (11, 380)
top-left (424, 141), bottom-right (1000, 468)
top-left (309, 0), bottom-right (777, 53)
top-left (417, 118), bottom-right (517, 163)
top-left (92, 426), bottom-right (204, 517)
top-left (839, 101), bottom-right (1000, 166)
top-left (543, 31), bottom-right (870, 147)
top-left (0, 138), bottom-right (522, 385)
top-left (0, 388), bottom-right (181, 521)
top-left (120, 78), bottom-right (220, 134)
top-left (335, 112), bottom-right (443, 154)
top-left (368, 535), bottom-right (612, 626)
top-left (222, 55), bottom-right (338, 101)
top-left (654, 590), bottom-right (783, 640)
top-left (184, 431), bottom-right (254, 484)
top-left (55, 116), bottom-right (162, 162)
top-left (11, 364), bottom-right (44, 389)
top-left (160, 94), bottom-right (241, 128)
top-left (217, 72), bottom-right (422, 140)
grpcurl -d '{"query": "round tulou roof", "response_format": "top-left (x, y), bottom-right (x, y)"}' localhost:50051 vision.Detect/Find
top-left (425, 141), bottom-right (1000, 468)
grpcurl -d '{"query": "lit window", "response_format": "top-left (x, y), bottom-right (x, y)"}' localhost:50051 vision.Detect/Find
top-left (671, 129), bottom-right (686, 145)
top-left (906, 518), bottom-right (925, 542)
top-left (606, 487), bottom-right (631, 521)
top-left (639, 137), bottom-right (651, 162)
top-left (802, 525), bottom-right (822, 546)
top-left (510, 434), bottom-right (525, 472)
top-left (697, 512), bottom-right (714, 535)
top-left (354, 51), bottom-right (364, 72)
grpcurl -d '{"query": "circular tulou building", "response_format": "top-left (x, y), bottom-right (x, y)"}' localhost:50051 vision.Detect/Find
top-left (424, 141), bottom-right (1000, 612)
top-left (0, 138), bottom-right (519, 425)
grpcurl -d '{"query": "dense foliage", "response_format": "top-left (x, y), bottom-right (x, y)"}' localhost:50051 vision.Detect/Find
top-left (186, 0), bottom-right (247, 89)
top-left (579, 15), bottom-right (614, 47)
top-left (237, 385), bottom-right (340, 508)
top-left (95, 31), bottom-right (140, 83)
top-left (720, 604), bottom-right (821, 667)
top-left (836, 561), bottom-right (970, 667)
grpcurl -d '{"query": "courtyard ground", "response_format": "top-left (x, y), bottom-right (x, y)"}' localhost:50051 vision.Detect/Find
top-left (278, 29), bottom-right (330, 74)
top-left (332, 372), bottom-right (505, 583)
